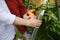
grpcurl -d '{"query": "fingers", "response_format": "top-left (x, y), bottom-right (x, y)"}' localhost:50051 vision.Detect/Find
top-left (33, 20), bottom-right (42, 28)
top-left (28, 9), bottom-right (35, 12)
top-left (23, 13), bottom-right (30, 19)
top-left (27, 18), bottom-right (42, 28)
top-left (27, 9), bottom-right (36, 15)
top-left (23, 13), bottom-right (37, 19)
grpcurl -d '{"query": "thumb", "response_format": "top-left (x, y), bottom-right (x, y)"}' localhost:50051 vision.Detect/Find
top-left (29, 9), bottom-right (36, 12)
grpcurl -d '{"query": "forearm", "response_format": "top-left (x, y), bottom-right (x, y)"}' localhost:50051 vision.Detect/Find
top-left (13, 17), bottom-right (28, 26)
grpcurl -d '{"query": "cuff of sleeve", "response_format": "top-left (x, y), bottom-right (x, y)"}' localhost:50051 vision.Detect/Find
top-left (6, 14), bottom-right (16, 24)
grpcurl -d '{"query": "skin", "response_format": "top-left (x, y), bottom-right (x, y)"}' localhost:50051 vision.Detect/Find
top-left (13, 9), bottom-right (42, 28)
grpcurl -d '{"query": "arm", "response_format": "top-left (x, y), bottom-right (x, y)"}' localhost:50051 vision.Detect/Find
top-left (13, 17), bottom-right (27, 26)
top-left (0, 6), bottom-right (16, 24)
top-left (5, 0), bottom-right (27, 17)
top-left (0, 6), bottom-right (42, 28)
top-left (14, 17), bottom-right (42, 28)
top-left (17, 0), bottom-right (27, 17)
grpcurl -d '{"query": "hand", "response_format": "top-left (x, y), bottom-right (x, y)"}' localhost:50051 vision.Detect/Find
top-left (27, 9), bottom-right (37, 16)
top-left (26, 18), bottom-right (42, 28)
top-left (23, 9), bottom-right (37, 19)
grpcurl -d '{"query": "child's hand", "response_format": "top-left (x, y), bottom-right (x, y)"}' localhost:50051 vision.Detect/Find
top-left (23, 9), bottom-right (37, 19)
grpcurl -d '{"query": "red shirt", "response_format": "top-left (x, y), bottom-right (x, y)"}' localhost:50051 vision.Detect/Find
top-left (5, 0), bottom-right (27, 34)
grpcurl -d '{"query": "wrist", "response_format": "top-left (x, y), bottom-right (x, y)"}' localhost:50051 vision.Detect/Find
top-left (22, 19), bottom-right (28, 26)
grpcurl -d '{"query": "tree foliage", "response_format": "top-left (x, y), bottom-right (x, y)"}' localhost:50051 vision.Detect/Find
top-left (22, 0), bottom-right (60, 40)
